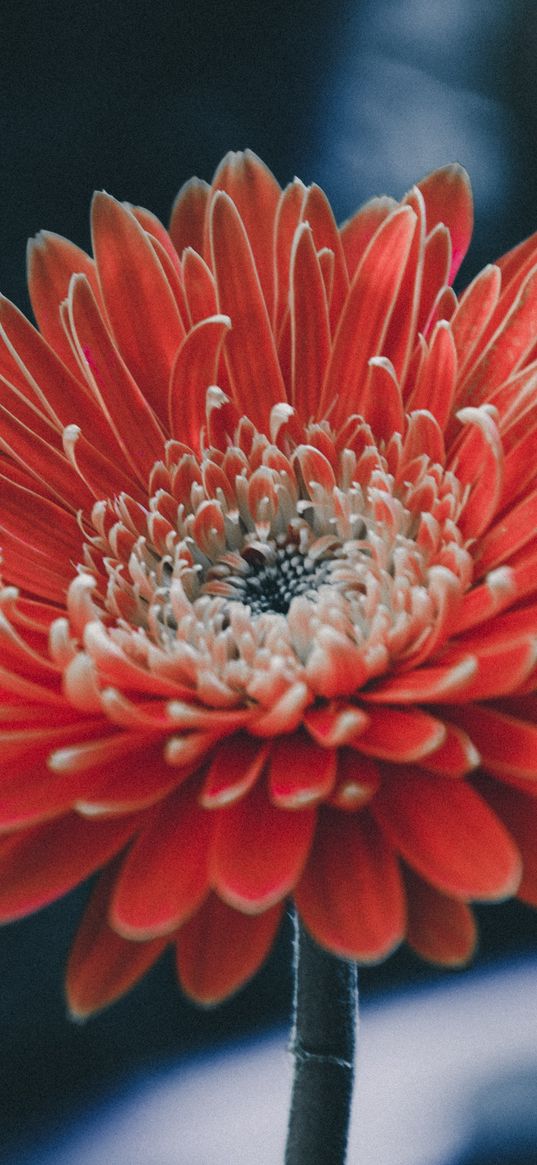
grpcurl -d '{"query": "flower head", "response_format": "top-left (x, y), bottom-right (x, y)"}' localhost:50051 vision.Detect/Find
top-left (1, 151), bottom-right (537, 1015)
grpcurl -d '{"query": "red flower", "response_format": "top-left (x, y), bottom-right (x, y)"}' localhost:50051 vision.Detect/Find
top-left (1, 151), bottom-right (536, 1016)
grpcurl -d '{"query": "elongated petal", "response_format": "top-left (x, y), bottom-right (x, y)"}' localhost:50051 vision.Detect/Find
top-left (168, 315), bottom-right (230, 447)
top-left (320, 207), bottom-right (416, 427)
top-left (417, 163), bottom-right (473, 281)
top-left (372, 770), bottom-right (521, 900)
top-left (27, 231), bottom-right (104, 378)
top-left (268, 731), bottom-right (336, 807)
top-left (176, 893), bottom-right (283, 1005)
top-left (404, 867), bottom-right (477, 966)
top-left (295, 808), bottom-right (404, 960)
top-left (289, 223), bottom-right (331, 420)
top-left (92, 192), bottom-right (185, 418)
top-left (110, 782), bottom-right (211, 939)
top-left (210, 778), bottom-right (315, 912)
top-left (210, 191), bottom-right (286, 428)
top-left (0, 812), bottom-right (140, 922)
top-left (352, 706), bottom-right (446, 762)
top-left (212, 150), bottom-right (280, 312)
top-left (67, 866), bottom-right (167, 1018)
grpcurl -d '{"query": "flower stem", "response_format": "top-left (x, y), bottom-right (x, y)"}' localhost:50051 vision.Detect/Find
top-left (285, 913), bottom-right (358, 1165)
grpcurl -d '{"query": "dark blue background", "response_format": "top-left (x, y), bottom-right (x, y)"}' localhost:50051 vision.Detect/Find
top-left (1, 1), bottom-right (537, 1159)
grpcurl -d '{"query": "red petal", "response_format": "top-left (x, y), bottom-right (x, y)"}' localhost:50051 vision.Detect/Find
top-left (328, 749), bottom-right (380, 810)
top-left (210, 191), bottom-right (286, 428)
top-left (418, 723), bottom-right (480, 778)
top-left (320, 207), bottom-right (416, 428)
top-left (67, 274), bottom-right (165, 479)
top-left (450, 406), bottom-right (503, 539)
top-left (294, 808), bottom-right (404, 960)
top-left (416, 224), bottom-right (452, 335)
top-left (200, 734), bottom-right (269, 808)
top-left (451, 264), bottom-right (501, 385)
top-left (475, 777), bottom-right (537, 907)
top-left (27, 231), bottom-right (104, 378)
top-left (404, 866), bottom-right (476, 966)
top-left (417, 164), bottom-right (473, 281)
top-left (91, 192), bottom-right (185, 419)
top-left (182, 248), bottom-right (218, 324)
top-left (372, 769), bottom-right (521, 900)
top-left (168, 315), bottom-right (230, 447)
top-left (406, 321), bottom-right (457, 429)
top-left (210, 778), bottom-right (315, 912)
top-left (273, 178), bottom-right (307, 332)
top-left (353, 706), bottom-right (446, 762)
top-left (304, 702), bottom-right (369, 747)
top-left (0, 811), bottom-right (140, 922)
top-left (110, 782), bottom-right (211, 939)
top-left (476, 485), bottom-right (537, 575)
top-left (212, 150), bottom-right (280, 313)
top-left (458, 266), bottom-right (537, 410)
top-left (169, 177), bottom-right (211, 258)
top-left (339, 196), bottom-right (397, 278)
top-left (299, 184), bottom-right (349, 327)
top-left (0, 400), bottom-right (90, 511)
top-left (176, 893), bottom-right (283, 1005)
top-left (66, 865), bottom-right (166, 1018)
top-left (446, 705), bottom-right (537, 781)
top-left (360, 357), bottom-right (404, 443)
top-left (382, 185), bottom-right (425, 389)
top-left (289, 223), bottom-right (331, 420)
top-left (365, 656), bottom-right (477, 704)
top-left (268, 731), bottom-right (336, 808)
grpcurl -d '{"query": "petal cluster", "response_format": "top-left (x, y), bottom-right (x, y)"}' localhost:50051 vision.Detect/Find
top-left (1, 150), bottom-right (537, 1014)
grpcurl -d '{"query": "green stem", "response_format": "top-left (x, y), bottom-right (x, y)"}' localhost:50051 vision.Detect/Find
top-left (285, 913), bottom-right (358, 1165)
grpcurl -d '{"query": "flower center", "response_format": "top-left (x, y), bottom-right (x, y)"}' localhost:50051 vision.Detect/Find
top-left (205, 539), bottom-right (335, 616)
top-left (67, 413), bottom-right (473, 711)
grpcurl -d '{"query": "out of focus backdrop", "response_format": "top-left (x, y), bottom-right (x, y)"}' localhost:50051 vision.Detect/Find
top-left (2, 1), bottom-right (537, 1162)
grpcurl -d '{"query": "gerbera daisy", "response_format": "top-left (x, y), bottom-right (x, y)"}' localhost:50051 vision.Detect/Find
top-left (1, 149), bottom-right (536, 1024)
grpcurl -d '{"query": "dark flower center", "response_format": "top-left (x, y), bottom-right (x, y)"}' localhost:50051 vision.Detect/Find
top-left (205, 541), bottom-right (334, 616)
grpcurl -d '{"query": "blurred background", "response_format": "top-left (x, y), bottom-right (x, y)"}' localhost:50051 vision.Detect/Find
top-left (2, 0), bottom-right (537, 1161)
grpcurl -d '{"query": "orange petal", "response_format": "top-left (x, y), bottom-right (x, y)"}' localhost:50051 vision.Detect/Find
top-left (0, 811), bottom-right (140, 922)
top-left (110, 782), bottom-right (211, 939)
top-left (27, 231), bottom-right (104, 378)
top-left (289, 223), bottom-right (331, 420)
top-left (210, 778), bottom-right (315, 912)
top-left (273, 178), bottom-right (307, 332)
top-left (458, 266), bottom-right (537, 410)
top-left (169, 177), bottom-right (211, 258)
top-left (372, 769), bottom-right (521, 900)
top-left (320, 206), bottom-right (416, 427)
top-left (450, 406), bottom-right (503, 539)
top-left (294, 808), bottom-right (404, 960)
top-left (91, 192), bottom-right (185, 419)
top-left (450, 264), bottom-right (501, 385)
top-left (168, 315), bottom-right (230, 447)
top-left (406, 321), bottom-right (457, 429)
top-left (176, 893), bottom-right (283, 1005)
top-left (200, 734), bottom-right (269, 808)
top-left (212, 150), bottom-right (281, 313)
top-left (382, 185), bottom-right (425, 389)
top-left (182, 248), bottom-right (218, 324)
top-left (416, 224), bottom-right (452, 335)
top-left (339, 195), bottom-right (397, 278)
top-left (268, 731), bottom-right (336, 808)
top-left (417, 723), bottom-right (480, 779)
top-left (300, 183), bottom-right (349, 327)
top-left (417, 163), bottom-right (473, 281)
top-left (475, 777), bottom-right (537, 907)
top-left (352, 706), bottom-right (446, 762)
top-left (476, 485), bottom-right (537, 575)
top-left (365, 656), bottom-right (477, 704)
top-left (66, 865), bottom-right (166, 1018)
top-left (210, 191), bottom-right (287, 428)
top-left (67, 274), bottom-right (165, 481)
top-left (404, 866), bottom-right (476, 966)
top-left (446, 704), bottom-right (537, 781)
